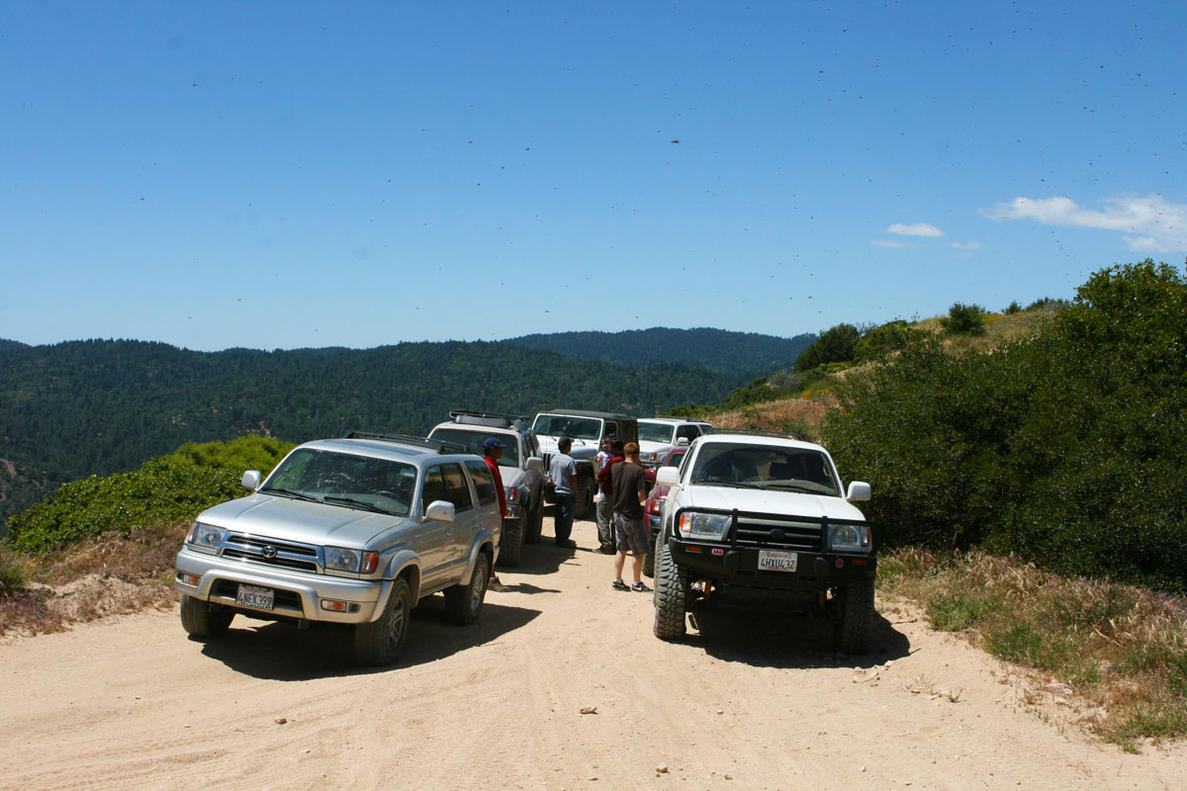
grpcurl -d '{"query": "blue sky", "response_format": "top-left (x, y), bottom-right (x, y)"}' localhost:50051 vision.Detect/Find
top-left (2, 1), bottom-right (1184, 352)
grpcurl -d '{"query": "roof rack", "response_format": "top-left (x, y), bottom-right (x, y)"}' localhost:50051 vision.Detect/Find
top-left (448, 409), bottom-right (532, 429)
top-left (345, 431), bottom-right (468, 454)
top-left (707, 428), bottom-right (804, 442)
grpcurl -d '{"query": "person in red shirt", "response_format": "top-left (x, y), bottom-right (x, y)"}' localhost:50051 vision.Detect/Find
top-left (483, 436), bottom-right (509, 590)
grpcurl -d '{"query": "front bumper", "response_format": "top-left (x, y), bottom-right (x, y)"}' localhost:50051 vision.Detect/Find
top-left (670, 539), bottom-right (875, 593)
top-left (175, 545), bottom-right (390, 625)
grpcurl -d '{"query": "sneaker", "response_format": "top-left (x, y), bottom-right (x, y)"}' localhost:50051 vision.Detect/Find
top-left (631, 581), bottom-right (651, 592)
top-left (611, 579), bottom-right (630, 591)
top-left (488, 576), bottom-right (506, 592)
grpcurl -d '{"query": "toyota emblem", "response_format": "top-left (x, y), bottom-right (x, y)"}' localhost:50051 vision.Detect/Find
top-left (262, 545), bottom-right (278, 559)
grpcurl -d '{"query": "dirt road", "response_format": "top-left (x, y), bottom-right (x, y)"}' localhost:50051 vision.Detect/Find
top-left (2, 517), bottom-right (1183, 790)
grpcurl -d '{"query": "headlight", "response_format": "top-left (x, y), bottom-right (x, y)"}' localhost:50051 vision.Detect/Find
top-left (827, 523), bottom-right (871, 552)
top-left (677, 511), bottom-right (732, 541)
top-left (186, 522), bottom-right (226, 553)
top-left (324, 547), bottom-right (381, 574)
top-left (325, 547), bottom-right (361, 572)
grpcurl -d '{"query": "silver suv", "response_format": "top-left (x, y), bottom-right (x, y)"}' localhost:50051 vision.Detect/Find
top-left (427, 410), bottom-right (545, 566)
top-left (174, 432), bottom-right (502, 666)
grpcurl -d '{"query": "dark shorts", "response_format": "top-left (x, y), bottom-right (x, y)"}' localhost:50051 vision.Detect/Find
top-left (613, 511), bottom-right (649, 555)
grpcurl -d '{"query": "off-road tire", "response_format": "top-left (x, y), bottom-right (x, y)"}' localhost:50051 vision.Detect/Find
top-left (525, 499), bottom-right (543, 544)
top-left (498, 518), bottom-right (524, 566)
top-left (652, 540), bottom-right (688, 640)
top-left (179, 594), bottom-right (233, 638)
top-left (445, 552), bottom-right (490, 626)
top-left (835, 578), bottom-right (875, 654)
top-left (354, 578), bottom-right (411, 666)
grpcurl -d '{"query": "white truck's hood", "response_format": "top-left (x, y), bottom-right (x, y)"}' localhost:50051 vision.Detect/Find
top-left (197, 494), bottom-right (403, 548)
top-left (537, 435), bottom-right (598, 458)
top-left (681, 485), bottom-right (867, 522)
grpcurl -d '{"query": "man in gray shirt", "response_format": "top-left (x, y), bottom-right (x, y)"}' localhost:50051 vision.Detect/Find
top-left (549, 436), bottom-right (578, 548)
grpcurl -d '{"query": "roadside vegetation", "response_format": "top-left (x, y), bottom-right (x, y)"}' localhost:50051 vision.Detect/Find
top-left (2, 260), bottom-right (1185, 749)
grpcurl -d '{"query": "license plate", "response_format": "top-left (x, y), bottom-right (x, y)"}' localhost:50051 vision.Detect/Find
top-left (758, 550), bottom-right (798, 573)
top-left (236, 584), bottom-right (275, 610)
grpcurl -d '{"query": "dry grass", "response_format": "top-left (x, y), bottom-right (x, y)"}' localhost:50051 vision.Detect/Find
top-left (0, 524), bottom-right (184, 637)
top-left (878, 547), bottom-right (1187, 750)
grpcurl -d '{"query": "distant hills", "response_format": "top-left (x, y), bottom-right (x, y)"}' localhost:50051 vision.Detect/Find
top-left (507, 327), bottom-right (814, 378)
top-left (0, 328), bottom-right (812, 528)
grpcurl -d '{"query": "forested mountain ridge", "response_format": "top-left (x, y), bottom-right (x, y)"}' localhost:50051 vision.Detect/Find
top-left (0, 333), bottom-right (765, 528)
top-left (506, 327), bottom-right (815, 378)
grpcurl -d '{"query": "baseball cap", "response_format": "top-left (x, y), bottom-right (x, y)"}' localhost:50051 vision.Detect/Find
top-left (482, 437), bottom-right (506, 451)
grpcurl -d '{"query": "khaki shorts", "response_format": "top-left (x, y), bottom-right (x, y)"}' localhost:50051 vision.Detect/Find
top-left (613, 512), bottom-right (649, 555)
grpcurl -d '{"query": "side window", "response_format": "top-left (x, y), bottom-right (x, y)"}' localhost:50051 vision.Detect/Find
top-left (465, 460), bottom-right (497, 507)
top-left (441, 463), bottom-right (473, 512)
top-left (422, 466), bottom-right (447, 511)
top-left (676, 425), bottom-right (699, 442)
top-left (604, 420), bottom-right (618, 442)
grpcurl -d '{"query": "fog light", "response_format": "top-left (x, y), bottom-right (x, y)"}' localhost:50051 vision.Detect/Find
top-left (321, 600), bottom-right (350, 612)
top-left (177, 573), bottom-right (200, 586)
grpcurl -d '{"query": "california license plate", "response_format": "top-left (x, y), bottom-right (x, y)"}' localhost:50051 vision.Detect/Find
top-left (758, 550), bottom-right (798, 572)
top-left (236, 584), bottom-right (275, 610)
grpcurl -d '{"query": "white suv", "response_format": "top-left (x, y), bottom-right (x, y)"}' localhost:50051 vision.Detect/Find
top-left (651, 430), bottom-right (876, 653)
top-left (637, 417), bottom-right (713, 469)
top-left (175, 432), bottom-right (502, 666)
top-left (427, 410), bottom-right (545, 566)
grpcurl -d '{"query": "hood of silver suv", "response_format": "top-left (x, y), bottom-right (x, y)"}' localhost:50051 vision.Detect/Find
top-left (198, 493), bottom-right (404, 548)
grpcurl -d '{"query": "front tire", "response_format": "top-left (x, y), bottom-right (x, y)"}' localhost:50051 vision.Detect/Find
top-left (355, 578), bottom-right (412, 666)
top-left (652, 540), bottom-right (688, 640)
top-left (498, 518), bottom-right (524, 567)
top-left (179, 594), bottom-right (233, 638)
top-left (835, 578), bottom-right (875, 654)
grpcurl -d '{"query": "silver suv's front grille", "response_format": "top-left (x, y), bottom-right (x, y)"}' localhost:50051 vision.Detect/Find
top-left (222, 534), bottom-right (321, 572)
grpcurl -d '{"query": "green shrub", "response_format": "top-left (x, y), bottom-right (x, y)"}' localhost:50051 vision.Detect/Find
top-left (853, 319), bottom-right (926, 362)
top-left (939, 302), bottom-right (987, 336)
top-left (823, 261), bottom-right (1187, 591)
top-left (5, 435), bottom-right (292, 555)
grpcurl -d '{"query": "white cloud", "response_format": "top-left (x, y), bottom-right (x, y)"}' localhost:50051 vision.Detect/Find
top-left (871, 239), bottom-right (908, 248)
top-left (951, 241), bottom-right (982, 250)
top-left (982, 194), bottom-right (1187, 252)
top-left (888, 222), bottom-right (944, 238)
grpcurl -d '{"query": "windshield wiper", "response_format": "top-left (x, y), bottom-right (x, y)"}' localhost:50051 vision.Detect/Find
top-left (766, 483), bottom-right (822, 494)
top-left (323, 495), bottom-right (389, 514)
top-left (262, 487), bottom-right (321, 502)
top-left (693, 479), bottom-right (764, 489)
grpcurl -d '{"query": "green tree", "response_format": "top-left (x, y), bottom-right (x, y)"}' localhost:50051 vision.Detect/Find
top-left (794, 323), bottom-right (860, 372)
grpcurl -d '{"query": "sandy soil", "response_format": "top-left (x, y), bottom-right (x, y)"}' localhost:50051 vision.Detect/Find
top-left (2, 516), bottom-right (1184, 791)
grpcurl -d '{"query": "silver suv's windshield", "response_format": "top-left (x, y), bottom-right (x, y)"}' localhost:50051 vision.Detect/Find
top-left (638, 422), bottom-right (677, 443)
top-left (261, 448), bottom-right (416, 516)
top-left (532, 414), bottom-right (602, 441)
top-left (690, 442), bottom-right (840, 496)
top-left (429, 427), bottom-right (521, 466)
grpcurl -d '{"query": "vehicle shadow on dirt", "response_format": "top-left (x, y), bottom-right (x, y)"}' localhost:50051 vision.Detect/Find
top-left (679, 606), bottom-right (911, 670)
top-left (194, 597), bottom-right (541, 680)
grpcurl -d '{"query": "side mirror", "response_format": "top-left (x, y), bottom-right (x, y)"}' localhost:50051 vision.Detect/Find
top-left (656, 466), bottom-right (680, 486)
top-left (525, 456), bottom-right (544, 472)
top-left (242, 470), bottom-right (261, 490)
top-left (424, 500), bottom-right (456, 523)
top-left (846, 481), bottom-right (872, 502)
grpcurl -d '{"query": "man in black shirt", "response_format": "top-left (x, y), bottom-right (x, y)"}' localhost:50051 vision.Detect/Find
top-left (610, 441), bottom-right (650, 592)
